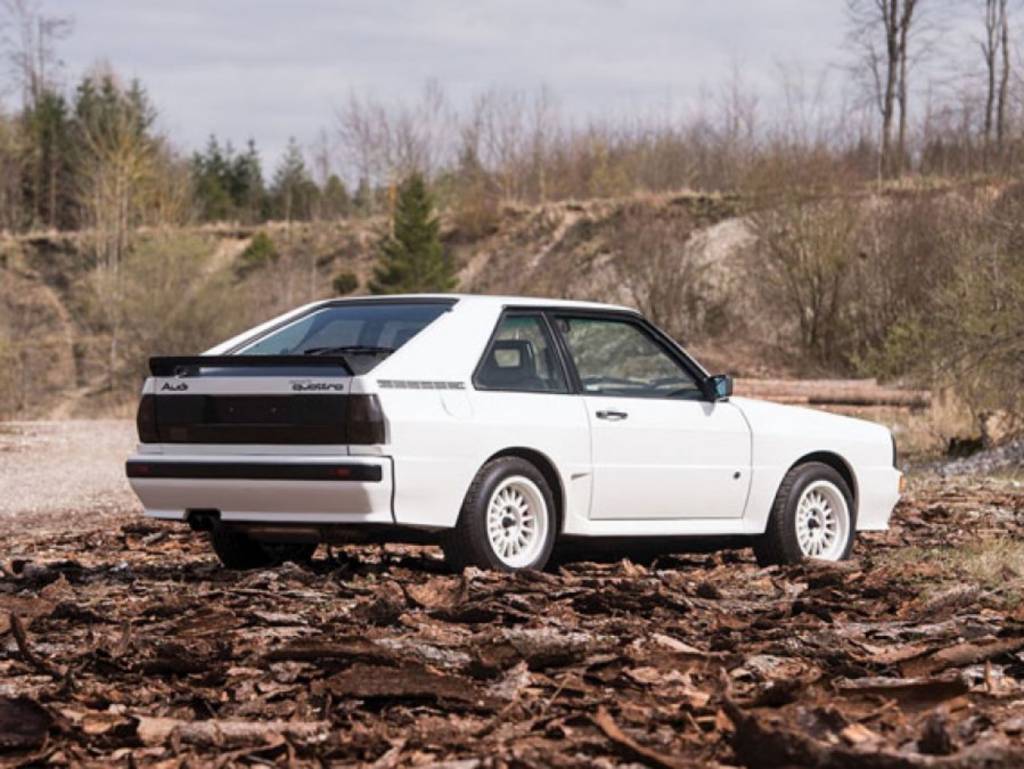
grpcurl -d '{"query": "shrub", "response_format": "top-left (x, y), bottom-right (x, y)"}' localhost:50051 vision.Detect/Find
top-left (332, 270), bottom-right (359, 295)
top-left (235, 231), bottom-right (278, 278)
top-left (746, 196), bottom-right (863, 370)
top-left (75, 234), bottom-right (246, 394)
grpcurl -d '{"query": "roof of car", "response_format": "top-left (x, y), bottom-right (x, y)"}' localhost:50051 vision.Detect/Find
top-left (318, 293), bottom-right (639, 313)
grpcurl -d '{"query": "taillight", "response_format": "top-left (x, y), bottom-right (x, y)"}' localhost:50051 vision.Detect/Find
top-left (137, 394), bottom-right (158, 443)
top-left (346, 394), bottom-right (386, 445)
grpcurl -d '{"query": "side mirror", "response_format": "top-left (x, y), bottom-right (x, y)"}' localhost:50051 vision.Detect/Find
top-left (702, 373), bottom-right (733, 401)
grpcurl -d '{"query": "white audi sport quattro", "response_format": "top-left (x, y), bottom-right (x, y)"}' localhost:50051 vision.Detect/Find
top-left (126, 295), bottom-right (903, 572)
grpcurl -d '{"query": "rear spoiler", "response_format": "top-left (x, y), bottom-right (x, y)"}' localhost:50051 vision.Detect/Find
top-left (149, 355), bottom-right (354, 377)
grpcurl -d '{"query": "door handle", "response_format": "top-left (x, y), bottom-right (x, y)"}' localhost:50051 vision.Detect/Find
top-left (596, 409), bottom-right (629, 421)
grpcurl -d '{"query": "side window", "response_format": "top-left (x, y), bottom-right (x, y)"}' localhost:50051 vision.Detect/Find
top-left (475, 314), bottom-right (569, 393)
top-left (557, 316), bottom-right (701, 398)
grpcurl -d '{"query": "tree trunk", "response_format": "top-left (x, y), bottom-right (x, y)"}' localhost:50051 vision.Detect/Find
top-left (880, 0), bottom-right (900, 178)
top-left (983, 0), bottom-right (998, 151)
top-left (895, 0), bottom-right (915, 176)
top-left (997, 0), bottom-right (1010, 151)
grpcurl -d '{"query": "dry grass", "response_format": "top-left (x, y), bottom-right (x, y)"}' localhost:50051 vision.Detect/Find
top-left (881, 535), bottom-right (1024, 607)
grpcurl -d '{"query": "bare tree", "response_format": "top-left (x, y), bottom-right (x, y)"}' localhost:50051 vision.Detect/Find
top-left (846, 0), bottom-right (924, 177)
top-left (0, 0), bottom-right (71, 110)
top-left (76, 72), bottom-right (158, 386)
top-left (473, 87), bottom-right (528, 202)
top-left (996, 0), bottom-right (1011, 148)
top-left (748, 195), bottom-right (864, 367)
top-left (335, 80), bottom-right (454, 204)
top-left (609, 204), bottom-right (721, 342)
top-left (979, 0), bottom-right (1012, 152)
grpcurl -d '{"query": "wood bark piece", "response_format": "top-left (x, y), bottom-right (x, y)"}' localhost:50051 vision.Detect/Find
top-left (134, 716), bottom-right (330, 749)
top-left (0, 696), bottom-right (54, 752)
top-left (593, 707), bottom-right (696, 769)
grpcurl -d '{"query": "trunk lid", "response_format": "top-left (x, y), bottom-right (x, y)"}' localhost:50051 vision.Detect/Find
top-left (139, 357), bottom-right (382, 449)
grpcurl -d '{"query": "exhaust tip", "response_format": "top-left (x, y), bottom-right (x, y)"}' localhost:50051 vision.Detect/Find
top-left (186, 509), bottom-right (220, 532)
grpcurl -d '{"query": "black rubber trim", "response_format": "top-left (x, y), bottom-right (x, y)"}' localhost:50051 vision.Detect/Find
top-left (149, 356), bottom-right (353, 376)
top-left (125, 460), bottom-right (383, 482)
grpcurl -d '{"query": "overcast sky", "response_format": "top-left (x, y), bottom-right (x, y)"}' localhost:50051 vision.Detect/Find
top-left (56, 1), bottom-right (851, 171)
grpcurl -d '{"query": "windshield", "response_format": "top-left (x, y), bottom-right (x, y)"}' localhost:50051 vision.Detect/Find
top-left (236, 301), bottom-right (452, 373)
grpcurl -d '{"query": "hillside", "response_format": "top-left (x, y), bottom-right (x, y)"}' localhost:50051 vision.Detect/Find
top-left (0, 192), bottom-right (754, 419)
top-left (0, 184), bottom-right (999, 457)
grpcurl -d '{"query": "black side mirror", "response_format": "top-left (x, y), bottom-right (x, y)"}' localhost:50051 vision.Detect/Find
top-left (702, 373), bottom-right (733, 401)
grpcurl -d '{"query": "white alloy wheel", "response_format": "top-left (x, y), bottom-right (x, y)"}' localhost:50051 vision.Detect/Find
top-left (485, 475), bottom-right (549, 568)
top-left (794, 480), bottom-right (850, 560)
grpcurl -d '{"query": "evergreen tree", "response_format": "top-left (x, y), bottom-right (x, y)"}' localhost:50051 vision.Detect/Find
top-left (73, 74), bottom-right (156, 142)
top-left (352, 176), bottom-right (373, 216)
top-left (190, 136), bottom-right (267, 223)
top-left (22, 88), bottom-right (73, 228)
top-left (190, 135), bottom-right (233, 221)
top-left (369, 173), bottom-right (455, 294)
top-left (320, 173), bottom-right (351, 219)
top-left (270, 138), bottom-right (317, 221)
top-left (231, 139), bottom-right (267, 222)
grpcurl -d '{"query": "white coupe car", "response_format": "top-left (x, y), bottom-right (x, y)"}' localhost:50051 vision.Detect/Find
top-left (126, 295), bottom-right (902, 571)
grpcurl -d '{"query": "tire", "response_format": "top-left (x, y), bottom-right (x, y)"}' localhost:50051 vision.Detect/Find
top-left (210, 525), bottom-right (317, 570)
top-left (442, 456), bottom-right (557, 573)
top-left (753, 461), bottom-right (856, 567)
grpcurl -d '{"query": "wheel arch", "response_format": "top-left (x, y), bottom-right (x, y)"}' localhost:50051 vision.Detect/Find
top-left (482, 447), bottom-right (565, 534)
top-left (786, 451), bottom-right (858, 516)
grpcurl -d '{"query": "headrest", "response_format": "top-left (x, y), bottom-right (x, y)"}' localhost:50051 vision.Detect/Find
top-left (489, 339), bottom-right (535, 372)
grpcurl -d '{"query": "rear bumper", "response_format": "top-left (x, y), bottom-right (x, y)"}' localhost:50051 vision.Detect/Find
top-left (126, 454), bottom-right (394, 524)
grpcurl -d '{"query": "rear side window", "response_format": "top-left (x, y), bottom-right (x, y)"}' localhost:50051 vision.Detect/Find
top-left (237, 301), bottom-right (451, 373)
top-left (475, 314), bottom-right (568, 393)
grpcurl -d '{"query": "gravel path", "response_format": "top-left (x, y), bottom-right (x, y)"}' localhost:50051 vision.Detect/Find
top-left (0, 420), bottom-right (138, 529)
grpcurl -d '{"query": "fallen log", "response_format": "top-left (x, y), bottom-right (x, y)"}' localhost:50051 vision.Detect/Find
top-left (734, 378), bottom-right (931, 409)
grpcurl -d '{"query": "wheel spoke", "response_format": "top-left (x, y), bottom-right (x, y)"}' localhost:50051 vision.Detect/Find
top-left (793, 481), bottom-right (850, 560)
top-left (482, 476), bottom-right (550, 567)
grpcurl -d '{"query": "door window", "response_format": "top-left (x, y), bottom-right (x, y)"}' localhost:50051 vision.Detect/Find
top-left (557, 316), bottom-right (701, 399)
top-left (475, 314), bottom-right (569, 393)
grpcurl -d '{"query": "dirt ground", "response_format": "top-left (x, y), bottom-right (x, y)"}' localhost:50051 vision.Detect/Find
top-left (1, 422), bottom-right (1024, 768)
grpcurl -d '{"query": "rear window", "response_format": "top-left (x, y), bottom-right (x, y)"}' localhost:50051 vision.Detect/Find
top-left (236, 301), bottom-right (452, 373)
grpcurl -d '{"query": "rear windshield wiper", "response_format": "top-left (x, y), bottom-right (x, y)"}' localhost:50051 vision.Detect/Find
top-left (301, 345), bottom-right (396, 356)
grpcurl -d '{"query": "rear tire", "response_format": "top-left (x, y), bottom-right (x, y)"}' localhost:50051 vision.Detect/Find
top-left (753, 462), bottom-right (855, 567)
top-left (210, 525), bottom-right (317, 570)
top-left (442, 457), bottom-right (557, 573)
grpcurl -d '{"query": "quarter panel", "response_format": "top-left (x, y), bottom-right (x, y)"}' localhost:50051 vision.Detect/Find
top-left (384, 387), bottom-right (591, 529)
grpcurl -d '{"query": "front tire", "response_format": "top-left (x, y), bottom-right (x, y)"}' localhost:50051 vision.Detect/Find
top-left (753, 462), bottom-right (855, 566)
top-left (210, 525), bottom-right (317, 570)
top-left (442, 457), bottom-right (557, 573)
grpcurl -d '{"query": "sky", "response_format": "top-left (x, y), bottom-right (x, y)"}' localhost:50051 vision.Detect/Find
top-left (54, 1), bottom-right (852, 171)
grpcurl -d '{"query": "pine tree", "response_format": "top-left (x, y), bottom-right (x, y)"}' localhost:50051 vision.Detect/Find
top-left (22, 88), bottom-right (72, 228)
top-left (190, 135), bottom-right (233, 221)
top-left (369, 173), bottom-right (456, 294)
top-left (321, 174), bottom-right (351, 219)
top-left (352, 176), bottom-right (373, 216)
top-left (231, 139), bottom-right (267, 222)
top-left (270, 138), bottom-right (317, 221)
